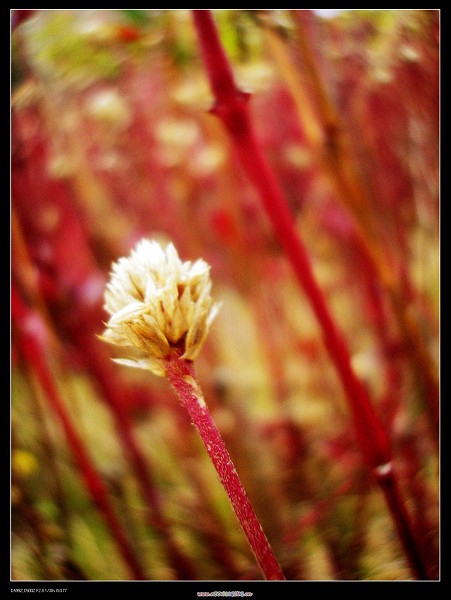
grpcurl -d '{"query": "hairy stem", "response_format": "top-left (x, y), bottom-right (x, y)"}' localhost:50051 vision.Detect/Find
top-left (74, 332), bottom-right (198, 579)
top-left (165, 357), bottom-right (285, 581)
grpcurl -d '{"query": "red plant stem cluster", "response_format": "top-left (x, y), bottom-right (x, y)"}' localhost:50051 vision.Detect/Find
top-left (165, 357), bottom-right (286, 581)
top-left (12, 285), bottom-right (147, 581)
top-left (291, 10), bottom-right (438, 434)
top-left (11, 101), bottom-right (196, 578)
top-left (192, 9), bottom-right (429, 580)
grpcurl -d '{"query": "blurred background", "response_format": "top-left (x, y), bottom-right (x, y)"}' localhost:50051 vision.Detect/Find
top-left (11, 9), bottom-right (439, 581)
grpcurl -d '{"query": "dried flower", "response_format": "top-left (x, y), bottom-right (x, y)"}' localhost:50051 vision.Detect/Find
top-left (101, 239), bottom-right (220, 376)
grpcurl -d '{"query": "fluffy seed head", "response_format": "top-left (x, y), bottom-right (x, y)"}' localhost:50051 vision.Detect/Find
top-left (101, 239), bottom-right (220, 376)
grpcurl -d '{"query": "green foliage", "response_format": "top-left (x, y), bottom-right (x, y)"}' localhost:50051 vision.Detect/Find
top-left (121, 10), bottom-right (151, 28)
top-left (27, 12), bottom-right (121, 86)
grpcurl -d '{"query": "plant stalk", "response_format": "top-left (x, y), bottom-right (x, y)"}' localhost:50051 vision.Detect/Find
top-left (12, 285), bottom-right (147, 581)
top-left (192, 9), bottom-right (429, 580)
top-left (290, 9), bottom-right (438, 432)
top-left (375, 465), bottom-right (433, 580)
top-left (76, 334), bottom-right (198, 579)
top-left (165, 356), bottom-right (285, 581)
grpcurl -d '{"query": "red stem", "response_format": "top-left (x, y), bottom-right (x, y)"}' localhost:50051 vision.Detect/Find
top-left (375, 467), bottom-right (434, 580)
top-left (12, 285), bottom-right (147, 581)
top-left (192, 9), bottom-right (430, 580)
top-left (165, 357), bottom-right (285, 581)
top-left (192, 9), bottom-right (390, 470)
top-left (76, 334), bottom-right (198, 579)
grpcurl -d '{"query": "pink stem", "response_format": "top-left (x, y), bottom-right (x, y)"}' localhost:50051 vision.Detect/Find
top-left (77, 334), bottom-right (198, 579)
top-left (192, 9), bottom-right (430, 580)
top-left (12, 285), bottom-right (147, 581)
top-left (165, 357), bottom-right (285, 581)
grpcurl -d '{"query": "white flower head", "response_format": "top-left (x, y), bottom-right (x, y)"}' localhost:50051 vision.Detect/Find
top-left (101, 239), bottom-right (221, 376)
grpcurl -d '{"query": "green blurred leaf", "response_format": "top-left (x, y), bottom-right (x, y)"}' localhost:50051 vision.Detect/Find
top-left (121, 10), bottom-right (150, 28)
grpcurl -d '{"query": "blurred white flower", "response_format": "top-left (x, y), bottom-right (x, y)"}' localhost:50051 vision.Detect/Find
top-left (101, 239), bottom-right (220, 376)
top-left (313, 9), bottom-right (348, 19)
top-left (86, 89), bottom-right (131, 129)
